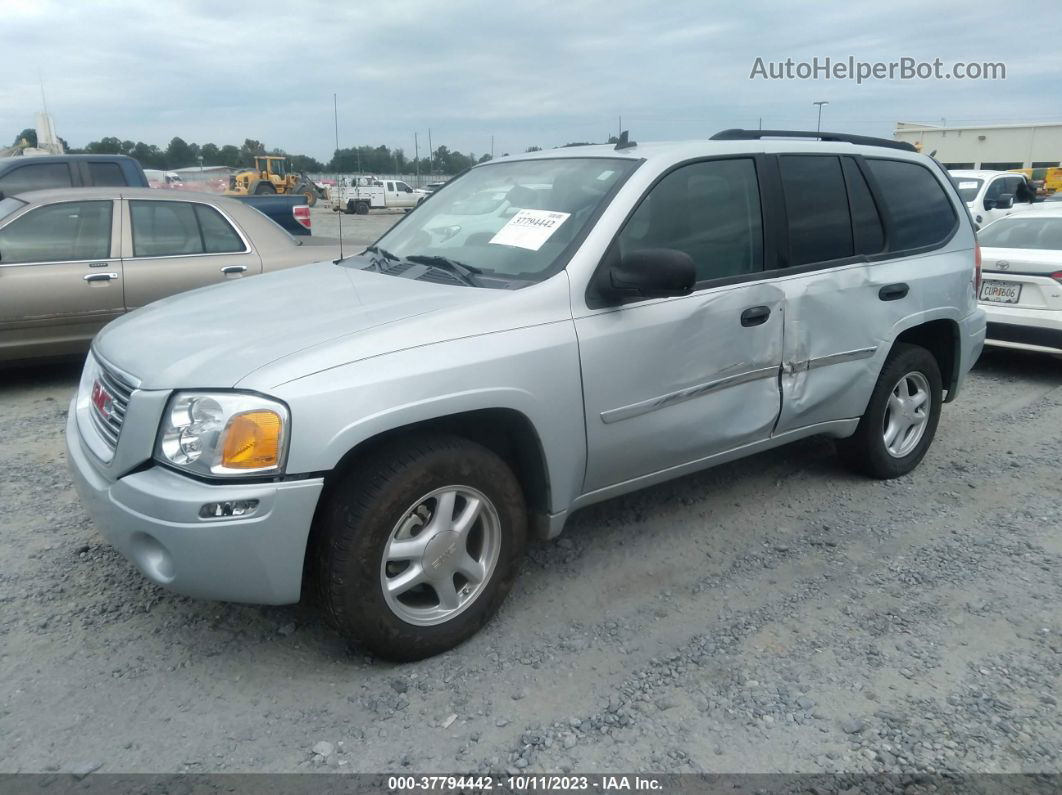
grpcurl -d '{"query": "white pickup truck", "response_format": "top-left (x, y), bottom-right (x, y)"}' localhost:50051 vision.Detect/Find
top-left (332, 176), bottom-right (428, 214)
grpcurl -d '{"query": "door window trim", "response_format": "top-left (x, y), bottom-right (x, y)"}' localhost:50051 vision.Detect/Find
top-left (124, 197), bottom-right (252, 259)
top-left (585, 153), bottom-right (774, 309)
top-left (0, 198), bottom-right (120, 267)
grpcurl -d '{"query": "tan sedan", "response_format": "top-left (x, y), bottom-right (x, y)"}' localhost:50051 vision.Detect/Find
top-left (0, 187), bottom-right (340, 363)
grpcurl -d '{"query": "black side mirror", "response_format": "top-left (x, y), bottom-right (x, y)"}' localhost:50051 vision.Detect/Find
top-left (404, 187), bottom-right (413, 193)
top-left (985, 193), bottom-right (1014, 211)
top-left (608, 248), bottom-right (695, 300)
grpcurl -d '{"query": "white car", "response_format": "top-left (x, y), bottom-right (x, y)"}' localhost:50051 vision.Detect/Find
top-left (950, 169), bottom-right (1038, 229)
top-left (977, 208), bottom-right (1062, 354)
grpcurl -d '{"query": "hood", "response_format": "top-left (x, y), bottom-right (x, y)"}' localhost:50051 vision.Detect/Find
top-left (95, 259), bottom-right (482, 389)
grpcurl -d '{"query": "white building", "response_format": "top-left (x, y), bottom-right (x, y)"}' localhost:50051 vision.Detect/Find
top-left (893, 122), bottom-right (1062, 170)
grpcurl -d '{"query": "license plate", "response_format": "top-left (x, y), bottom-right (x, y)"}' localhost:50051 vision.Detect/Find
top-left (979, 280), bottom-right (1021, 304)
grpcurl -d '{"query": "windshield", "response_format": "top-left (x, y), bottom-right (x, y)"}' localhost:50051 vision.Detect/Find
top-left (360, 157), bottom-right (638, 287)
top-left (0, 196), bottom-right (26, 223)
top-left (951, 177), bottom-right (983, 203)
top-left (979, 216), bottom-right (1062, 250)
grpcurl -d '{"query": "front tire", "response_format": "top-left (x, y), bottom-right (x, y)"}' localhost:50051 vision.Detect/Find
top-left (836, 343), bottom-right (942, 479)
top-left (314, 435), bottom-right (527, 661)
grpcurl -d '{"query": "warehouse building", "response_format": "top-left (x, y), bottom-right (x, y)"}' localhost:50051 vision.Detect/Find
top-left (893, 122), bottom-right (1062, 169)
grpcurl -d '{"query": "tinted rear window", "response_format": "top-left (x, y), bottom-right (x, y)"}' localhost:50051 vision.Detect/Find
top-left (0, 162), bottom-right (73, 193)
top-left (842, 158), bottom-right (885, 256)
top-left (88, 162), bottom-right (127, 187)
top-left (866, 159), bottom-right (957, 251)
top-left (780, 155), bottom-right (853, 266)
top-left (978, 216), bottom-right (1062, 250)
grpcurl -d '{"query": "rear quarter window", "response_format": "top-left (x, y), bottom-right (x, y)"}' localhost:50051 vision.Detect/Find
top-left (0, 162), bottom-right (73, 193)
top-left (865, 159), bottom-right (957, 251)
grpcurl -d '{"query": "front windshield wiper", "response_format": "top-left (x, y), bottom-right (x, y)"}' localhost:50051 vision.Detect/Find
top-left (360, 244), bottom-right (401, 270)
top-left (404, 254), bottom-right (484, 287)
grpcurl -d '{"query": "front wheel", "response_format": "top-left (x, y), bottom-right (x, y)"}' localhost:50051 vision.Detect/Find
top-left (836, 343), bottom-right (942, 479)
top-left (314, 435), bottom-right (527, 661)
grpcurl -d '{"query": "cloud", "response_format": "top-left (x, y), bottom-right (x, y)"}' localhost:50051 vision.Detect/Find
top-left (1, 0), bottom-right (1058, 161)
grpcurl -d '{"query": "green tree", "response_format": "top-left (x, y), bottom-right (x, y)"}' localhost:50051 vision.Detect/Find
top-left (239, 138), bottom-right (265, 166)
top-left (218, 145), bottom-right (240, 167)
top-left (164, 137), bottom-right (194, 168)
top-left (86, 136), bottom-right (123, 154)
top-left (525, 146), bottom-right (542, 152)
top-left (12, 128), bottom-right (36, 147)
top-left (200, 143), bottom-right (220, 164)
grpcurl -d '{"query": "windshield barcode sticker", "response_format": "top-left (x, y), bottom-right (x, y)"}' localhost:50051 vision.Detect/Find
top-left (489, 209), bottom-right (570, 251)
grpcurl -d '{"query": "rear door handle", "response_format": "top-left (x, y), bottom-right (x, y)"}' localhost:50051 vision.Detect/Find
top-left (83, 272), bottom-right (118, 282)
top-left (221, 265), bottom-right (248, 274)
top-left (879, 283), bottom-right (909, 301)
top-left (740, 305), bottom-right (771, 327)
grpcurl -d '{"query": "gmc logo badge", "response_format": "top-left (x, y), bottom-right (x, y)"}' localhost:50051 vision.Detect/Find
top-left (91, 380), bottom-right (114, 419)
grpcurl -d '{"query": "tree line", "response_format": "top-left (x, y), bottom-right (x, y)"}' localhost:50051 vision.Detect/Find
top-left (11, 130), bottom-right (621, 175)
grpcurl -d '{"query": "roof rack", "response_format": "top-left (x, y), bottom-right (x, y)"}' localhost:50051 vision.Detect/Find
top-left (710, 128), bottom-right (917, 153)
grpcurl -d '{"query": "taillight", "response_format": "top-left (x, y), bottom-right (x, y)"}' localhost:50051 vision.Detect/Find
top-left (1051, 271), bottom-right (1062, 286)
top-left (974, 243), bottom-right (982, 292)
top-left (293, 205), bottom-right (311, 230)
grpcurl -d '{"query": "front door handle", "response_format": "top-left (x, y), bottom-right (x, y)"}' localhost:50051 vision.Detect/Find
top-left (83, 272), bottom-right (118, 282)
top-left (879, 283), bottom-right (909, 301)
top-left (221, 265), bottom-right (248, 274)
top-left (740, 305), bottom-right (771, 327)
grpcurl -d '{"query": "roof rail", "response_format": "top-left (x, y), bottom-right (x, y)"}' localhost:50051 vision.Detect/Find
top-left (710, 128), bottom-right (917, 153)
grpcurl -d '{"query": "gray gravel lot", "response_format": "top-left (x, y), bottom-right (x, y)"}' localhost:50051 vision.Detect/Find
top-left (307, 205), bottom-right (404, 248)
top-left (0, 337), bottom-right (1059, 775)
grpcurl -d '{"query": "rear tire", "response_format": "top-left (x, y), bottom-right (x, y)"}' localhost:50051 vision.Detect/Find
top-left (836, 343), bottom-right (942, 479)
top-left (355, 201), bottom-right (369, 215)
top-left (314, 435), bottom-right (527, 661)
top-left (252, 181), bottom-right (276, 195)
top-left (297, 184), bottom-right (317, 207)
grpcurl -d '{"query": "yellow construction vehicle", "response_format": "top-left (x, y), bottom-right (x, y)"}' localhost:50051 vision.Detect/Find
top-left (1009, 166), bottom-right (1062, 197)
top-left (225, 156), bottom-right (319, 206)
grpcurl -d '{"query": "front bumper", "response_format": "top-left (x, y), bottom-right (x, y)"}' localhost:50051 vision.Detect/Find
top-left (66, 403), bottom-right (324, 605)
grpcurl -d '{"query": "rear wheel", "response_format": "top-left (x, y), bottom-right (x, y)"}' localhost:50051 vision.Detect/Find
top-left (253, 181), bottom-right (276, 195)
top-left (296, 184), bottom-right (317, 207)
top-left (836, 343), bottom-right (942, 479)
top-left (355, 201), bottom-right (369, 215)
top-left (314, 435), bottom-right (527, 661)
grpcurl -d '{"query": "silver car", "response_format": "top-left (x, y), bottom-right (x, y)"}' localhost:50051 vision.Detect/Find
top-left (66, 131), bottom-right (986, 660)
top-left (0, 187), bottom-right (338, 363)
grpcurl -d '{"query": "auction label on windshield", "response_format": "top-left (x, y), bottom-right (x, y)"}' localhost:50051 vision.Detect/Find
top-left (490, 209), bottom-right (570, 250)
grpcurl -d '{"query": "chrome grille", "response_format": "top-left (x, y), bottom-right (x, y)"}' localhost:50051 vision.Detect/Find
top-left (88, 359), bottom-right (135, 452)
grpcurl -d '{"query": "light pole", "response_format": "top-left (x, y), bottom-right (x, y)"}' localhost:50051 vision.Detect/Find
top-left (813, 100), bottom-right (829, 132)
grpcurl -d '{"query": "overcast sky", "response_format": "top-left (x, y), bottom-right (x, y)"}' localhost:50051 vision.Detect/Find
top-left (2, 0), bottom-right (1060, 161)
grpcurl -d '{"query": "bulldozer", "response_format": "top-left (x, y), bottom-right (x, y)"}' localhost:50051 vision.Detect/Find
top-left (225, 155), bottom-right (319, 206)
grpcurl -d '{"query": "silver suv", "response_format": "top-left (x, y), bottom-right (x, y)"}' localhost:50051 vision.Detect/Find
top-left (67, 130), bottom-right (986, 660)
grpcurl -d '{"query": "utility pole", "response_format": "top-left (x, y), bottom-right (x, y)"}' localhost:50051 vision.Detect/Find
top-left (618, 115), bottom-right (622, 139)
top-left (491, 135), bottom-right (494, 159)
top-left (813, 100), bottom-right (829, 132)
top-left (758, 117), bottom-right (762, 130)
top-left (414, 132), bottom-right (419, 184)
top-left (428, 128), bottom-right (433, 174)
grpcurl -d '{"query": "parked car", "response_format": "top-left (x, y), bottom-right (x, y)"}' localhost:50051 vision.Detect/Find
top-left (0, 154), bottom-right (149, 192)
top-left (949, 169), bottom-right (1038, 229)
top-left (976, 209), bottom-right (1062, 354)
top-left (234, 194), bottom-right (313, 236)
top-left (67, 130), bottom-right (985, 660)
top-left (0, 187), bottom-right (340, 363)
top-left (332, 176), bottom-right (428, 214)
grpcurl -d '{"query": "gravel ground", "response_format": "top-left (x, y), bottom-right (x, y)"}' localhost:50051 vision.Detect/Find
top-left (308, 205), bottom-right (404, 247)
top-left (0, 342), bottom-right (1059, 776)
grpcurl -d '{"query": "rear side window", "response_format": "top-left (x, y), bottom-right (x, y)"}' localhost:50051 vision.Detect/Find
top-left (618, 158), bottom-right (763, 282)
top-left (131, 201), bottom-right (204, 257)
top-left (194, 204), bottom-right (244, 253)
top-left (780, 155), bottom-right (853, 266)
top-left (865, 159), bottom-right (957, 251)
top-left (0, 162), bottom-right (73, 193)
top-left (88, 162), bottom-right (127, 187)
top-left (130, 200), bottom-right (245, 257)
top-left (841, 158), bottom-right (885, 255)
top-left (0, 200), bottom-right (112, 263)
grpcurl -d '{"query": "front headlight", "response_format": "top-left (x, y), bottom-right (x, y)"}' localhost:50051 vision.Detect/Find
top-left (155, 392), bottom-right (289, 478)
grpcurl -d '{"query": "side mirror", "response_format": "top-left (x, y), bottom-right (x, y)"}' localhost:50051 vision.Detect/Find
top-left (404, 186), bottom-right (413, 193)
top-left (985, 193), bottom-right (1014, 211)
top-left (608, 248), bottom-right (695, 300)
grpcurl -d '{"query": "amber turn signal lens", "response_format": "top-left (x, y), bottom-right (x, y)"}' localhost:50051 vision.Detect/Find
top-left (220, 410), bottom-right (282, 469)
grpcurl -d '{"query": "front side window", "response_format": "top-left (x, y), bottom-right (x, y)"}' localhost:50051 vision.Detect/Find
top-left (866, 159), bottom-right (956, 251)
top-left (0, 200), bottom-right (111, 264)
top-left (0, 162), bottom-right (73, 193)
top-left (618, 158), bottom-right (763, 281)
top-left (780, 155), bottom-right (853, 266)
top-left (979, 217), bottom-right (1062, 250)
top-left (367, 157), bottom-right (639, 286)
